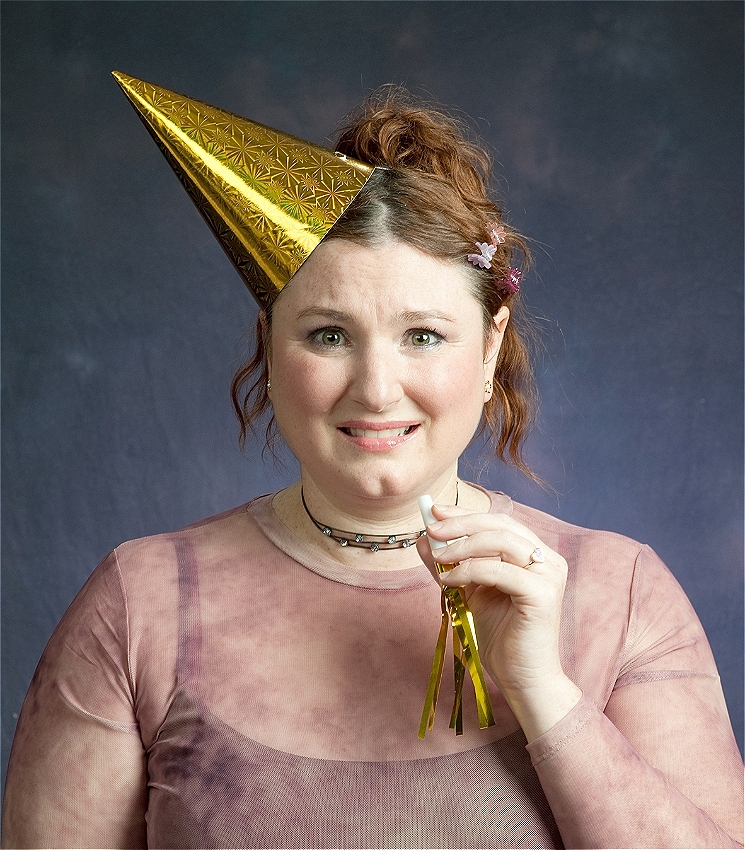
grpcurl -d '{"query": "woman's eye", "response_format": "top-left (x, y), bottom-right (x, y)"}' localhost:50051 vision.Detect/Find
top-left (312, 328), bottom-right (345, 347)
top-left (409, 329), bottom-right (442, 347)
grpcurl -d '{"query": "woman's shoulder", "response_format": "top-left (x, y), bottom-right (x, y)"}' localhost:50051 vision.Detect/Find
top-left (110, 497), bottom-right (271, 574)
top-left (503, 495), bottom-right (646, 556)
top-left (488, 490), bottom-right (669, 590)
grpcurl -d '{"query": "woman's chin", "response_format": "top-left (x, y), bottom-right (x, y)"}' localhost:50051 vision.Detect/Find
top-left (311, 466), bottom-right (454, 510)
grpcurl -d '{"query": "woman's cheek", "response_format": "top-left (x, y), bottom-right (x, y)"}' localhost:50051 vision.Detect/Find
top-left (276, 352), bottom-right (343, 415)
top-left (415, 355), bottom-right (484, 408)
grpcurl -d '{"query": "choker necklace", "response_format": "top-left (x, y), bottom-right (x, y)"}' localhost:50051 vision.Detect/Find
top-left (301, 484), bottom-right (458, 552)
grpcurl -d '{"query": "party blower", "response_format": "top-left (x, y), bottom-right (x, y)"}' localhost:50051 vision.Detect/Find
top-left (418, 496), bottom-right (495, 737)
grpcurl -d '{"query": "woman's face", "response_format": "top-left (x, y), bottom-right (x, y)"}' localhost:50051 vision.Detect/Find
top-left (268, 239), bottom-right (507, 511)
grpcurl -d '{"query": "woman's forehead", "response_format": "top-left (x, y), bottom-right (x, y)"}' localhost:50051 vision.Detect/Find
top-left (276, 239), bottom-right (477, 316)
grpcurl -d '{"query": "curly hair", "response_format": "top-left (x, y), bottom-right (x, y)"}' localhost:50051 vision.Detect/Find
top-left (231, 87), bottom-right (538, 478)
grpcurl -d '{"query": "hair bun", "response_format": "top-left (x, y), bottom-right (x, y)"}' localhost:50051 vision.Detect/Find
top-left (335, 86), bottom-right (491, 205)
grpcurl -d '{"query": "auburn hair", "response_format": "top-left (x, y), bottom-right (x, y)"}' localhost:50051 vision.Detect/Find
top-left (231, 87), bottom-right (539, 477)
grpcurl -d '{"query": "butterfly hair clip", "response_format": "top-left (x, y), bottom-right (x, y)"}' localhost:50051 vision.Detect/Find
top-left (496, 267), bottom-right (521, 295)
top-left (467, 221), bottom-right (508, 270)
top-left (467, 222), bottom-right (521, 295)
top-left (467, 242), bottom-right (497, 269)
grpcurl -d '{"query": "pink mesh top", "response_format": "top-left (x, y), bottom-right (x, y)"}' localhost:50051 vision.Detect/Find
top-left (3, 491), bottom-right (743, 848)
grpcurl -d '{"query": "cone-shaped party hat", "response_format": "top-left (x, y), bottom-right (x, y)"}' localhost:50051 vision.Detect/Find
top-left (113, 72), bottom-right (375, 308)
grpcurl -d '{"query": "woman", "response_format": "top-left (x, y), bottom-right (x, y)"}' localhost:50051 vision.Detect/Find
top-left (3, 78), bottom-right (743, 849)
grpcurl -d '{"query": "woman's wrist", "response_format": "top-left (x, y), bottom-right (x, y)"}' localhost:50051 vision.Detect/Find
top-left (501, 674), bottom-right (583, 744)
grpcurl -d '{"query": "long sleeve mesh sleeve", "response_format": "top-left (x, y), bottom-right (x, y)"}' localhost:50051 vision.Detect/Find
top-left (526, 545), bottom-right (743, 849)
top-left (2, 551), bottom-right (148, 849)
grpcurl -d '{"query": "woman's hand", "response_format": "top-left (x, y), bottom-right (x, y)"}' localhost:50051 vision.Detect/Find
top-left (416, 504), bottom-right (582, 742)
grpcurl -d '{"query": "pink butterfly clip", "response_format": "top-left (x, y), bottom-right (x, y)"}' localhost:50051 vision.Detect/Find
top-left (486, 223), bottom-right (506, 245)
top-left (467, 242), bottom-right (497, 270)
top-left (497, 267), bottom-right (522, 295)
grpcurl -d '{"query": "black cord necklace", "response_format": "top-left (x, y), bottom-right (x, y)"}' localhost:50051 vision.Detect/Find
top-left (300, 484), bottom-right (458, 552)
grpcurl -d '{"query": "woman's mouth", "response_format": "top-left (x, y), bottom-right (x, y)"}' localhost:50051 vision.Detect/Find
top-left (338, 423), bottom-right (419, 451)
top-left (341, 425), bottom-right (417, 438)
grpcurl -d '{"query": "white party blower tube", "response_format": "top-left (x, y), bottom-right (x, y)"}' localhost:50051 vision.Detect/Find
top-left (418, 495), bottom-right (447, 553)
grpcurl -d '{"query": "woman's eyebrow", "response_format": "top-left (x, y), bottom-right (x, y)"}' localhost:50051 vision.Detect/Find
top-left (296, 307), bottom-right (352, 322)
top-left (399, 310), bottom-right (457, 324)
top-left (295, 308), bottom-right (457, 324)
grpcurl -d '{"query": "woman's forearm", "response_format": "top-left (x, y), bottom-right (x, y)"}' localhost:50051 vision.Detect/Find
top-left (526, 694), bottom-right (743, 849)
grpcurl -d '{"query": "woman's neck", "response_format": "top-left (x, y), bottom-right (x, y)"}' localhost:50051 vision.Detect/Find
top-left (271, 478), bottom-right (491, 572)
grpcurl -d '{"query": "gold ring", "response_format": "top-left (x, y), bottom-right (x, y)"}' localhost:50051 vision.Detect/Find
top-left (522, 547), bottom-right (545, 568)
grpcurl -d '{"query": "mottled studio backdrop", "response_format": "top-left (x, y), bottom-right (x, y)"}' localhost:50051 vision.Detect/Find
top-left (3, 0), bottom-right (743, 785)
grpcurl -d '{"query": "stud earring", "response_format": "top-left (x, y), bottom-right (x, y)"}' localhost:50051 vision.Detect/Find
top-left (267, 379), bottom-right (272, 391)
top-left (484, 379), bottom-right (493, 395)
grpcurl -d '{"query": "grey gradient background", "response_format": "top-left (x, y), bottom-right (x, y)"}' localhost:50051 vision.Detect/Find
top-left (3, 0), bottom-right (743, 789)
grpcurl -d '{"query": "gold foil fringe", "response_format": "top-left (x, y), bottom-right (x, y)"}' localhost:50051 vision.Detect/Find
top-left (419, 561), bottom-right (495, 738)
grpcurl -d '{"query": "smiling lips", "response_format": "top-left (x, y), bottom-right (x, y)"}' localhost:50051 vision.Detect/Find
top-left (338, 422), bottom-right (419, 451)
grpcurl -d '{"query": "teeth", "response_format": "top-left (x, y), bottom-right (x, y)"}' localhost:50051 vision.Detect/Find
top-left (347, 427), bottom-right (410, 438)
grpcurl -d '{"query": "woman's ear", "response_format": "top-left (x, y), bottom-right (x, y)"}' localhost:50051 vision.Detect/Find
top-left (259, 310), bottom-right (272, 382)
top-left (484, 306), bottom-right (510, 369)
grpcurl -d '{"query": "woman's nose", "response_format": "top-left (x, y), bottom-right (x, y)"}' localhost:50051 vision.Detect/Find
top-left (347, 345), bottom-right (405, 412)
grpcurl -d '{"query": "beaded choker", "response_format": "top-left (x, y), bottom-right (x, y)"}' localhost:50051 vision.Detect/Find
top-left (301, 486), bottom-right (457, 552)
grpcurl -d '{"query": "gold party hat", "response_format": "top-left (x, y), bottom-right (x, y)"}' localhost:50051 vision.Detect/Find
top-left (113, 72), bottom-right (375, 308)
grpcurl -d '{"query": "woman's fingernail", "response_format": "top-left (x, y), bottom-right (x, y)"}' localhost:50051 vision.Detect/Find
top-left (427, 520), bottom-right (444, 531)
top-left (440, 571), bottom-right (464, 587)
